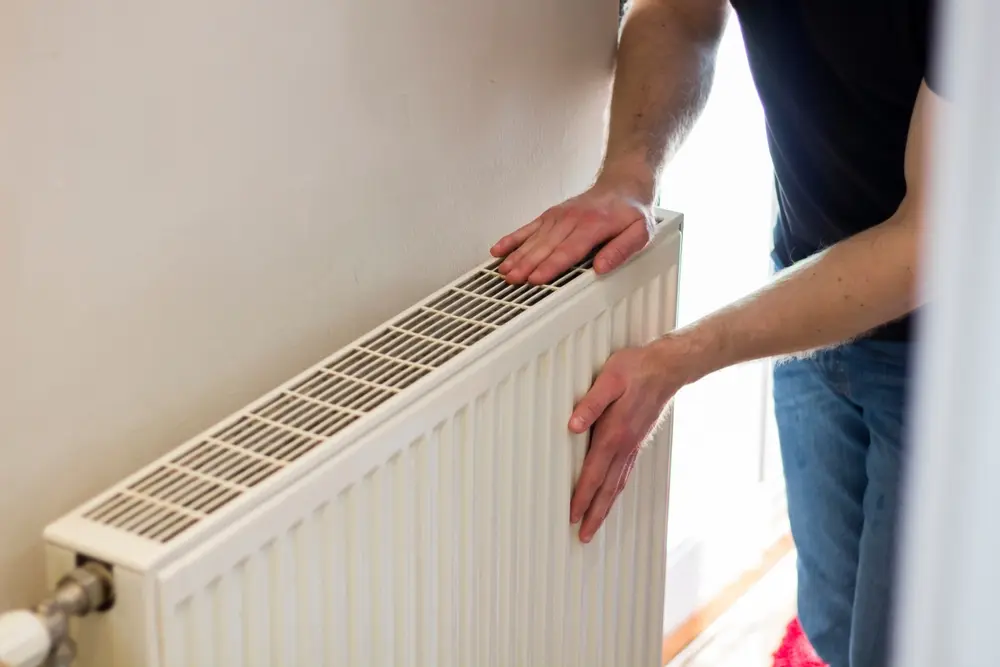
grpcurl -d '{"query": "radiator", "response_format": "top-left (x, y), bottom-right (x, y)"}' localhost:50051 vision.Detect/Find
top-left (5, 211), bottom-right (681, 667)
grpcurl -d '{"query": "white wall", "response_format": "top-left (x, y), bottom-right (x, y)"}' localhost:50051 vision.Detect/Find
top-left (0, 0), bottom-right (616, 608)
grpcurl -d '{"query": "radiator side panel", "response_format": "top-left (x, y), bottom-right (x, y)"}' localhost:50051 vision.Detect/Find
top-left (45, 545), bottom-right (162, 667)
top-left (147, 263), bottom-right (678, 667)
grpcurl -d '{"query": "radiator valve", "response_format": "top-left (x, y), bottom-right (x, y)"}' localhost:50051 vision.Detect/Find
top-left (0, 562), bottom-right (113, 667)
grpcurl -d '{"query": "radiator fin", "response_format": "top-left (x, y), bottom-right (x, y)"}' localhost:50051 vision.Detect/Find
top-left (83, 258), bottom-right (593, 542)
top-left (156, 270), bottom-right (675, 667)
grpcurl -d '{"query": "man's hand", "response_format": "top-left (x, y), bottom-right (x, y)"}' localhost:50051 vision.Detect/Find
top-left (567, 338), bottom-right (693, 543)
top-left (490, 177), bottom-right (656, 285)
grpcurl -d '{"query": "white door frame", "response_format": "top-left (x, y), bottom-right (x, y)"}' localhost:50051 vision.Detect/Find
top-left (893, 0), bottom-right (1000, 664)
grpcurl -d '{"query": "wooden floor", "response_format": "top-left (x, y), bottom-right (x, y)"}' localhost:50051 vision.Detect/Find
top-left (668, 552), bottom-right (797, 667)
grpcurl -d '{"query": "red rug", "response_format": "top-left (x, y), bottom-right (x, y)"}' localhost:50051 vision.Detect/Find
top-left (772, 618), bottom-right (827, 667)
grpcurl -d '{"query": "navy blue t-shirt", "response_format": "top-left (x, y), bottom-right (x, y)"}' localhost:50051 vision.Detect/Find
top-left (731, 0), bottom-right (939, 341)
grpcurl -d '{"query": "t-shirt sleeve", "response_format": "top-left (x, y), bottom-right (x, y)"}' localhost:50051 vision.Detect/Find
top-left (925, 61), bottom-right (942, 97)
top-left (924, 0), bottom-right (945, 97)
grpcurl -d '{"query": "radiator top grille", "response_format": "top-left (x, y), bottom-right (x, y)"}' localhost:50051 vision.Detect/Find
top-left (84, 255), bottom-right (595, 543)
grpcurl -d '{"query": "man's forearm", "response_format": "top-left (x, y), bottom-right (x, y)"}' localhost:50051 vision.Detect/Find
top-left (664, 81), bottom-right (938, 382)
top-left (598, 0), bottom-right (727, 202)
top-left (665, 208), bottom-right (923, 383)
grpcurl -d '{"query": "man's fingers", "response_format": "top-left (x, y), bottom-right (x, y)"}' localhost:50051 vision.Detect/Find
top-left (579, 449), bottom-right (637, 543)
top-left (527, 219), bottom-right (618, 284)
top-left (498, 220), bottom-right (549, 277)
top-left (497, 223), bottom-right (544, 274)
top-left (492, 217), bottom-right (544, 263)
top-left (569, 426), bottom-right (617, 526)
top-left (593, 218), bottom-right (650, 274)
top-left (569, 370), bottom-right (624, 434)
top-left (503, 216), bottom-right (576, 283)
top-left (569, 379), bottom-right (628, 527)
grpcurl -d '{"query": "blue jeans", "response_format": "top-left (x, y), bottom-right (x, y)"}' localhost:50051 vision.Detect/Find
top-left (774, 339), bottom-right (911, 667)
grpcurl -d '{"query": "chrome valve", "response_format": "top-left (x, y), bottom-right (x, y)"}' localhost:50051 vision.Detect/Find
top-left (0, 562), bottom-right (113, 667)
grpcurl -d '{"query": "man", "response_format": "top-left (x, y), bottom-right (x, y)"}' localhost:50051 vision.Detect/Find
top-left (491, 2), bottom-right (943, 666)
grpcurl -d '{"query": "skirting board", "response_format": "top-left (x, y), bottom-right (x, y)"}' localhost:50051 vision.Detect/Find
top-left (661, 482), bottom-right (790, 661)
top-left (661, 533), bottom-right (794, 664)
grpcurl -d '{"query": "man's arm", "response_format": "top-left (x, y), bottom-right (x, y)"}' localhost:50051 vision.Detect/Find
top-left (492, 0), bottom-right (728, 283)
top-left (598, 0), bottom-right (730, 202)
top-left (663, 81), bottom-right (941, 382)
top-left (566, 81), bottom-right (941, 543)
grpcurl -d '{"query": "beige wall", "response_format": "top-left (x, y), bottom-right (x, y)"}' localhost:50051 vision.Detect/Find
top-left (0, 0), bottom-right (615, 608)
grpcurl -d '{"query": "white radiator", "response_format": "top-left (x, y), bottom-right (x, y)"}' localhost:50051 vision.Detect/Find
top-left (14, 211), bottom-right (681, 667)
